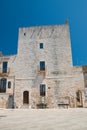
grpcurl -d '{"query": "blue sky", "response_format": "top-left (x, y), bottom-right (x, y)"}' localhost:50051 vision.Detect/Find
top-left (0, 0), bottom-right (87, 65)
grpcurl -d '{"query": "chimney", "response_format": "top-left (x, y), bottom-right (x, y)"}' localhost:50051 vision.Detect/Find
top-left (66, 19), bottom-right (69, 25)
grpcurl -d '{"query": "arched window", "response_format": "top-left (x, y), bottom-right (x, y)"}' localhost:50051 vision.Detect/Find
top-left (0, 78), bottom-right (7, 93)
top-left (76, 90), bottom-right (82, 102)
top-left (8, 81), bottom-right (11, 89)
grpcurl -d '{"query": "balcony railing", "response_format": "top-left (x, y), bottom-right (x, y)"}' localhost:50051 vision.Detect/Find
top-left (37, 96), bottom-right (47, 109)
top-left (0, 68), bottom-right (10, 76)
top-left (37, 66), bottom-right (46, 75)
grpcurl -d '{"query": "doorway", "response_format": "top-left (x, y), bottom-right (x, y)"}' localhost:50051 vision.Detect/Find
top-left (76, 90), bottom-right (83, 107)
top-left (8, 95), bottom-right (14, 108)
top-left (23, 91), bottom-right (29, 104)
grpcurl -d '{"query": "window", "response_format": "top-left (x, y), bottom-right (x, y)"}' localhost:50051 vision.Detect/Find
top-left (40, 61), bottom-right (45, 71)
top-left (40, 43), bottom-right (43, 49)
top-left (40, 84), bottom-right (46, 96)
top-left (3, 62), bottom-right (8, 73)
top-left (0, 78), bottom-right (7, 93)
top-left (8, 81), bottom-right (11, 89)
top-left (24, 33), bottom-right (26, 36)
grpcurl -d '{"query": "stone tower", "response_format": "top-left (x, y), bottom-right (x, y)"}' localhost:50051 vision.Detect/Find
top-left (0, 22), bottom-right (85, 108)
top-left (13, 22), bottom-right (84, 108)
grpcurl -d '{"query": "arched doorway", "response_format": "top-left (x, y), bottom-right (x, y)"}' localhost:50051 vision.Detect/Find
top-left (23, 91), bottom-right (29, 104)
top-left (76, 90), bottom-right (83, 107)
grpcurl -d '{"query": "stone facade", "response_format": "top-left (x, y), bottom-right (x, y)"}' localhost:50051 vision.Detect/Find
top-left (0, 22), bottom-right (86, 108)
top-left (0, 54), bottom-right (16, 108)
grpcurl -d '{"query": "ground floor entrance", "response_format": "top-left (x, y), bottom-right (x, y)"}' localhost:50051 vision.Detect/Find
top-left (23, 91), bottom-right (29, 104)
top-left (8, 95), bottom-right (14, 108)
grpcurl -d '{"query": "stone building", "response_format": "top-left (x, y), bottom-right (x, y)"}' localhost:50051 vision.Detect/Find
top-left (0, 21), bottom-right (87, 108)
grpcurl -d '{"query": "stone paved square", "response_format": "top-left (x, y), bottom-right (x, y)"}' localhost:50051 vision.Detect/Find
top-left (0, 108), bottom-right (87, 130)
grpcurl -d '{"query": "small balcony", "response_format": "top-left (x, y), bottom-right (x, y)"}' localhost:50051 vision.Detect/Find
top-left (37, 96), bottom-right (47, 109)
top-left (0, 68), bottom-right (10, 76)
top-left (37, 66), bottom-right (46, 75)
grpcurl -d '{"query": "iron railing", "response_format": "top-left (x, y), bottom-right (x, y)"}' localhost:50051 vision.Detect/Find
top-left (0, 68), bottom-right (10, 76)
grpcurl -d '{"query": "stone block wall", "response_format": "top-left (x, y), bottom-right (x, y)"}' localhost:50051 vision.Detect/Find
top-left (0, 23), bottom-right (85, 108)
top-left (0, 55), bottom-right (16, 108)
top-left (12, 24), bottom-right (85, 108)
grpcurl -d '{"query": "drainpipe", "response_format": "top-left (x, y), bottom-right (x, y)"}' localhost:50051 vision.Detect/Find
top-left (12, 76), bottom-right (15, 108)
